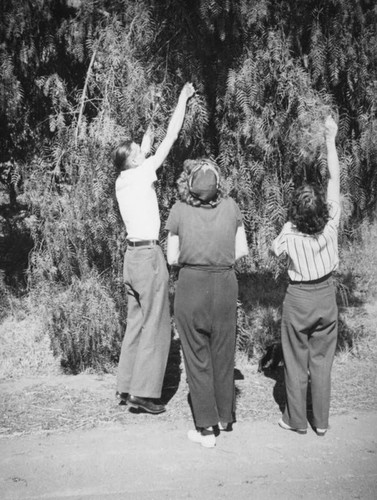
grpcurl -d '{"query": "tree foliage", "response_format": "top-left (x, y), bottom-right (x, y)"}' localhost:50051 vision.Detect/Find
top-left (1, 0), bottom-right (376, 370)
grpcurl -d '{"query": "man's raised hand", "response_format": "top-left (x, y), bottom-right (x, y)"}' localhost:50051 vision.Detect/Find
top-left (181, 82), bottom-right (195, 101)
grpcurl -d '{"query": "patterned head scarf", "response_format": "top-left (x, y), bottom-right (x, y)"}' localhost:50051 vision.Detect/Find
top-left (188, 160), bottom-right (220, 203)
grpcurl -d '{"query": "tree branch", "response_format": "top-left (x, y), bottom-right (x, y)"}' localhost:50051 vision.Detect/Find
top-left (75, 48), bottom-right (97, 146)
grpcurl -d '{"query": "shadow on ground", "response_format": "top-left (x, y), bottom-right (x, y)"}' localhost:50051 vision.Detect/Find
top-left (262, 366), bottom-right (285, 414)
top-left (161, 337), bottom-right (182, 405)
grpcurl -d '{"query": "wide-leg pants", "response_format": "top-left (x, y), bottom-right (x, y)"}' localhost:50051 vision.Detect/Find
top-left (117, 245), bottom-right (171, 398)
top-left (174, 267), bottom-right (238, 429)
top-left (281, 277), bottom-right (338, 430)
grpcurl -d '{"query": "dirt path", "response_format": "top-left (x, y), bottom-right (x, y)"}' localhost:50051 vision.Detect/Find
top-left (1, 410), bottom-right (376, 499)
top-left (2, 303), bottom-right (377, 499)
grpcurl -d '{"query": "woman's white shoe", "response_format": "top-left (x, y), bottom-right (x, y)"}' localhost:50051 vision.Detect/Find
top-left (316, 428), bottom-right (327, 436)
top-left (187, 429), bottom-right (216, 448)
top-left (278, 418), bottom-right (307, 435)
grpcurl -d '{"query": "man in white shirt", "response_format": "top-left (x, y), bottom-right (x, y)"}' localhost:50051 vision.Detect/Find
top-left (113, 82), bottom-right (195, 414)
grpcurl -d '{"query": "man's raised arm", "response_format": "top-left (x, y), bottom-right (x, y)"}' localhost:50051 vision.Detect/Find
top-left (324, 115), bottom-right (340, 204)
top-left (140, 124), bottom-right (154, 157)
top-left (147, 82), bottom-right (195, 171)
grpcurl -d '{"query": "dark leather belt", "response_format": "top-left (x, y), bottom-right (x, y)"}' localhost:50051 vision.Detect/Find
top-left (126, 239), bottom-right (159, 247)
top-left (182, 264), bottom-right (234, 272)
top-left (289, 272), bottom-right (332, 285)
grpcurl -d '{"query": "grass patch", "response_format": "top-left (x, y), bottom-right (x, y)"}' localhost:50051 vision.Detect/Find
top-left (0, 312), bottom-right (60, 380)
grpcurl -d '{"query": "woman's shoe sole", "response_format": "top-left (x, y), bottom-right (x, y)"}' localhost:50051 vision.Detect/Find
top-left (278, 418), bottom-right (307, 434)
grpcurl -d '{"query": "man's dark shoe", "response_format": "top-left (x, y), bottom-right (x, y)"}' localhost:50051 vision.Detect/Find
top-left (128, 395), bottom-right (166, 414)
top-left (116, 392), bottom-right (129, 405)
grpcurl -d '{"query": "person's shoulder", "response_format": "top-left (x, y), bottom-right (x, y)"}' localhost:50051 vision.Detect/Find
top-left (169, 200), bottom-right (185, 213)
top-left (280, 221), bottom-right (292, 231)
top-left (220, 196), bottom-right (239, 211)
top-left (172, 199), bottom-right (185, 207)
top-left (140, 155), bottom-right (159, 173)
top-left (115, 171), bottom-right (128, 190)
top-left (278, 221), bottom-right (295, 237)
top-left (166, 200), bottom-right (186, 228)
top-left (223, 196), bottom-right (237, 206)
top-left (127, 159), bottom-right (158, 184)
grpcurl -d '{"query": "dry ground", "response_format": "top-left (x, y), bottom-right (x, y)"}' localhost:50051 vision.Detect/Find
top-left (1, 302), bottom-right (376, 437)
top-left (1, 299), bottom-right (377, 500)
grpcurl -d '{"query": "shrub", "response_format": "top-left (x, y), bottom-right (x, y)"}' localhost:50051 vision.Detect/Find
top-left (236, 272), bottom-right (285, 360)
top-left (237, 301), bottom-right (282, 360)
top-left (236, 300), bottom-right (254, 358)
top-left (46, 273), bottom-right (123, 374)
top-left (339, 219), bottom-right (377, 302)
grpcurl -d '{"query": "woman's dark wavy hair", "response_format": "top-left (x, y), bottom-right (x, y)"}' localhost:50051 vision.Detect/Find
top-left (289, 183), bottom-right (330, 234)
top-left (176, 158), bottom-right (227, 207)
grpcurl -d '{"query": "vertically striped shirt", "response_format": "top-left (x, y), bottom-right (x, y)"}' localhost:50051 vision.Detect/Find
top-left (271, 200), bottom-right (341, 282)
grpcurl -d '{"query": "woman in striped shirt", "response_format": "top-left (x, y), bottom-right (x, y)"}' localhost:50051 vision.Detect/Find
top-left (271, 116), bottom-right (340, 437)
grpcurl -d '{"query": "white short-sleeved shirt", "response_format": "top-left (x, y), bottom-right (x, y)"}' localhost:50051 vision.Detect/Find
top-left (271, 200), bottom-right (341, 282)
top-left (115, 161), bottom-right (160, 240)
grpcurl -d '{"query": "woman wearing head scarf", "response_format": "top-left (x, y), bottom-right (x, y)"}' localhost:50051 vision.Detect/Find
top-left (166, 158), bottom-right (248, 448)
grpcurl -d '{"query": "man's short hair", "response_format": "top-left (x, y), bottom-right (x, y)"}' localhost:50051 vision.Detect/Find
top-left (289, 183), bottom-right (330, 234)
top-left (113, 140), bottom-right (133, 176)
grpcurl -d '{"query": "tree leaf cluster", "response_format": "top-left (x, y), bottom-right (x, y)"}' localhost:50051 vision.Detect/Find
top-left (1, 0), bottom-right (376, 370)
